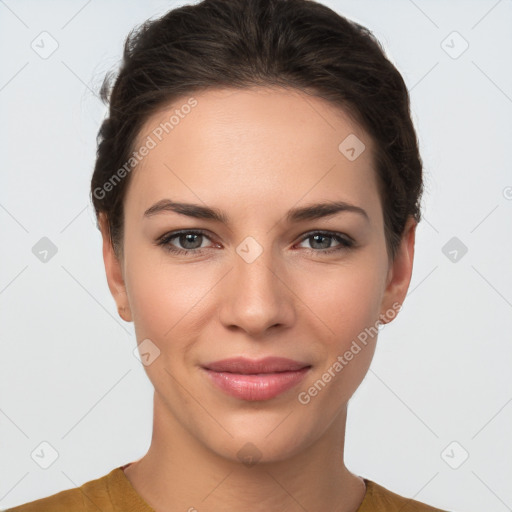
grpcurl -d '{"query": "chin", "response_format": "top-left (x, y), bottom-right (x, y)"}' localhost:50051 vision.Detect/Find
top-left (203, 417), bottom-right (316, 466)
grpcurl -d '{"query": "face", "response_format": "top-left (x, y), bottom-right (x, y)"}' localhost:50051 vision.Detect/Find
top-left (101, 86), bottom-right (415, 464)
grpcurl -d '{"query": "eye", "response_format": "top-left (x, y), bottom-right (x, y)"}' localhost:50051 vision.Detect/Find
top-left (156, 229), bottom-right (214, 256)
top-left (156, 229), bottom-right (355, 257)
top-left (296, 231), bottom-right (354, 255)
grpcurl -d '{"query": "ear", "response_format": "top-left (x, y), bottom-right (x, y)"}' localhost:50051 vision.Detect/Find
top-left (98, 213), bottom-right (132, 323)
top-left (379, 216), bottom-right (417, 324)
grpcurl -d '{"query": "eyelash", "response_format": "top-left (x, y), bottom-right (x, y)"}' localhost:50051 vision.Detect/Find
top-left (156, 229), bottom-right (355, 257)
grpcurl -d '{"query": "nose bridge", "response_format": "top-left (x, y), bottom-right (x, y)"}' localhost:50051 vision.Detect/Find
top-left (218, 234), bottom-right (294, 335)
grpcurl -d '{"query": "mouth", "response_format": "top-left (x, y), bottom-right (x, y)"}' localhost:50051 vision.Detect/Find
top-left (201, 356), bottom-right (312, 401)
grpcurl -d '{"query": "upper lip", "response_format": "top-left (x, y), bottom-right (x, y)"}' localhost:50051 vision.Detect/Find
top-left (203, 357), bottom-right (311, 374)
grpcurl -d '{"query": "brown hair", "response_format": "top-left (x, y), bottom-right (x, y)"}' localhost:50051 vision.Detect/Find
top-left (90, 0), bottom-right (423, 261)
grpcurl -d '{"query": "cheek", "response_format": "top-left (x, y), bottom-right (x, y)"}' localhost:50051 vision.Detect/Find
top-left (302, 259), bottom-right (386, 341)
top-left (123, 253), bottom-right (204, 400)
top-left (297, 258), bottom-right (385, 396)
top-left (124, 244), bottom-right (218, 348)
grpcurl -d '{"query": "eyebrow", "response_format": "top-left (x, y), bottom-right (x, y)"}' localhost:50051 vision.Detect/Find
top-left (143, 199), bottom-right (369, 224)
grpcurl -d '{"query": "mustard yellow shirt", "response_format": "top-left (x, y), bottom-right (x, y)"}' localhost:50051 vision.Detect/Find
top-left (4, 464), bottom-right (449, 511)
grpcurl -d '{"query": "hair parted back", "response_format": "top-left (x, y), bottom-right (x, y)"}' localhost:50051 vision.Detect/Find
top-left (90, 0), bottom-right (423, 261)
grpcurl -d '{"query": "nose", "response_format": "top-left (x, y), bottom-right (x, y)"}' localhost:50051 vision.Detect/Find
top-left (217, 243), bottom-right (296, 338)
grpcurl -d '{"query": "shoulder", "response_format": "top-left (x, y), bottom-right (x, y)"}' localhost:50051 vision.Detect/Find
top-left (4, 468), bottom-right (118, 512)
top-left (4, 488), bottom-right (85, 512)
top-left (359, 479), bottom-right (451, 512)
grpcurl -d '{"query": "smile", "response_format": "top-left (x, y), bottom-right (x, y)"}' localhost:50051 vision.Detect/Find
top-left (201, 357), bottom-right (311, 401)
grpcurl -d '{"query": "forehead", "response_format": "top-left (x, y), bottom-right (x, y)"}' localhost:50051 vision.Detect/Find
top-left (126, 86), bottom-right (380, 223)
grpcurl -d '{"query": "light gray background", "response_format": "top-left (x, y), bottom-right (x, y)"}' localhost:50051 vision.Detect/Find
top-left (1, 1), bottom-right (511, 511)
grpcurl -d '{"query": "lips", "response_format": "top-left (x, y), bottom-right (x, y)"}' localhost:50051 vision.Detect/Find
top-left (203, 356), bottom-right (310, 374)
top-left (202, 357), bottom-right (311, 401)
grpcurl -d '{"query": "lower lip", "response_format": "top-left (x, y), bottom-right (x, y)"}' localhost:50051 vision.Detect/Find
top-left (202, 367), bottom-right (310, 401)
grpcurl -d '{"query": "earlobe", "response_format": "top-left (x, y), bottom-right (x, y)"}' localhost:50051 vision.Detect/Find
top-left (379, 216), bottom-right (417, 325)
top-left (98, 213), bottom-right (133, 322)
top-left (117, 304), bottom-right (132, 323)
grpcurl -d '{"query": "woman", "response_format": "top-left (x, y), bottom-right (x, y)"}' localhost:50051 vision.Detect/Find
top-left (7, 0), bottom-right (451, 510)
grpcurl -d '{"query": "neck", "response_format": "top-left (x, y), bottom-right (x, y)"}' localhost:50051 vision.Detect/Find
top-left (123, 392), bottom-right (366, 512)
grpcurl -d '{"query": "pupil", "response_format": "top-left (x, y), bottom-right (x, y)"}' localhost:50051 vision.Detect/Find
top-left (181, 233), bottom-right (201, 249)
top-left (313, 234), bottom-right (330, 249)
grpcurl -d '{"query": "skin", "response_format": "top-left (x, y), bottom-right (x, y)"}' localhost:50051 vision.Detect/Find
top-left (99, 86), bottom-right (416, 512)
